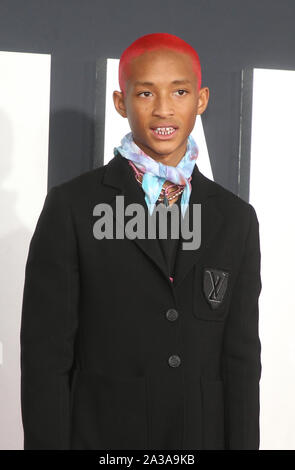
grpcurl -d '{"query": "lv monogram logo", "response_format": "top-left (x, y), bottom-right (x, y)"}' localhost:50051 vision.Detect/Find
top-left (203, 268), bottom-right (230, 310)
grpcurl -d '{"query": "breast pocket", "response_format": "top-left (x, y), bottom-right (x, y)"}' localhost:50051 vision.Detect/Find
top-left (193, 265), bottom-right (232, 322)
top-left (70, 369), bottom-right (149, 450)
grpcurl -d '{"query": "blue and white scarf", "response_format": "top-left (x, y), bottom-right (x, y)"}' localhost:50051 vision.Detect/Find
top-left (113, 131), bottom-right (199, 217)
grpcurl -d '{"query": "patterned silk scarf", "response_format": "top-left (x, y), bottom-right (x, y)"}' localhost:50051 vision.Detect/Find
top-left (113, 131), bottom-right (199, 218)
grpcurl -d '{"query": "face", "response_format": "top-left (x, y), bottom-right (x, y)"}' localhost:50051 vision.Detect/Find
top-left (113, 48), bottom-right (209, 167)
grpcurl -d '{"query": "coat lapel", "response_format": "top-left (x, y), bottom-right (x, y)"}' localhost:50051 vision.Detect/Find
top-left (101, 152), bottom-right (224, 288)
top-left (102, 152), bottom-right (168, 280)
top-left (172, 166), bottom-right (224, 288)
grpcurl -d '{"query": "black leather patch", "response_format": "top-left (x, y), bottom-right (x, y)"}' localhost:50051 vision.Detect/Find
top-left (203, 268), bottom-right (230, 310)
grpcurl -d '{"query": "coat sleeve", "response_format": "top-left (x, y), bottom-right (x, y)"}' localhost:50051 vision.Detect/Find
top-left (20, 185), bottom-right (80, 449)
top-left (221, 204), bottom-right (262, 449)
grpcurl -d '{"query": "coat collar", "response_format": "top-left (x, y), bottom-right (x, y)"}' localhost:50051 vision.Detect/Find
top-left (101, 152), bottom-right (224, 289)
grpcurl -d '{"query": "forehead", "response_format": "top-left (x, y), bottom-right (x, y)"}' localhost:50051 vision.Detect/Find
top-left (130, 48), bottom-right (193, 69)
top-left (127, 49), bottom-right (196, 85)
top-left (133, 78), bottom-right (193, 88)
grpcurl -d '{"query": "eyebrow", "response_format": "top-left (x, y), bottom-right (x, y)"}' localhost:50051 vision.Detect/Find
top-left (133, 79), bottom-right (192, 87)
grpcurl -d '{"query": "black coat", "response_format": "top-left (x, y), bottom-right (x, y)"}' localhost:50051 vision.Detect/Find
top-left (20, 152), bottom-right (262, 450)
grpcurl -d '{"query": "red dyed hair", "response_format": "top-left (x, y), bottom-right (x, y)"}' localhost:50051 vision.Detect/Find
top-left (119, 33), bottom-right (202, 96)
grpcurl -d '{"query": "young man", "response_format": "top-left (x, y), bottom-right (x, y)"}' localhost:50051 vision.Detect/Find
top-left (20, 33), bottom-right (262, 450)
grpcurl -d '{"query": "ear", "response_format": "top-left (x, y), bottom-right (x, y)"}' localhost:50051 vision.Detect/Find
top-left (113, 90), bottom-right (128, 118)
top-left (196, 87), bottom-right (210, 115)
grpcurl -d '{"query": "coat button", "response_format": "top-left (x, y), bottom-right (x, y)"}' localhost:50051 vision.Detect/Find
top-left (166, 308), bottom-right (179, 321)
top-left (168, 355), bottom-right (181, 368)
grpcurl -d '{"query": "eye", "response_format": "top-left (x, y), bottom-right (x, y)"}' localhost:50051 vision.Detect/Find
top-left (137, 89), bottom-right (189, 98)
top-left (138, 91), bottom-right (152, 97)
top-left (175, 89), bottom-right (188, 96)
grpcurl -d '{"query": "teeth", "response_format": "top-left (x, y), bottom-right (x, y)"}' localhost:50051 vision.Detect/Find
top-left (154, 127), bottom-right (175, 135)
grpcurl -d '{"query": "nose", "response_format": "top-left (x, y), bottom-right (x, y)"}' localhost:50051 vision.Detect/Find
top-left (152, 94), bottom-right (174, 117)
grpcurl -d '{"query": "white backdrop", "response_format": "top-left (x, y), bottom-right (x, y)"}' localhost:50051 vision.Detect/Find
top-left (0, 51), bottom-right (51, 449)
top-left (250, 68), bottom-right (295, 449)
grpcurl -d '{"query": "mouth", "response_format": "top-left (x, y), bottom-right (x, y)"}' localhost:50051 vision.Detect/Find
top-left (150, 126), bottom-right (178, 140)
